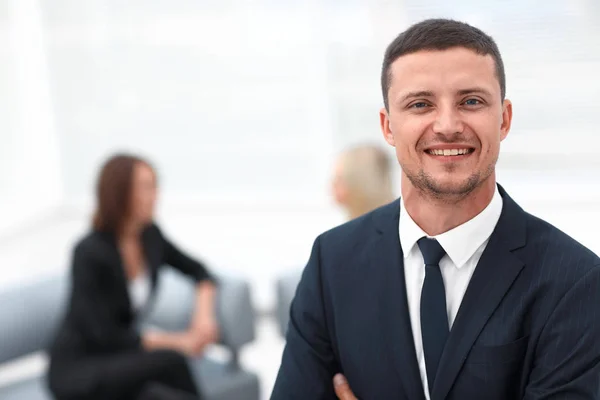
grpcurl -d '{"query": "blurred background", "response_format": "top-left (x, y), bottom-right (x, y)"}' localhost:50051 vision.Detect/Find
top-left (1, 0), bottom-right (600, 398)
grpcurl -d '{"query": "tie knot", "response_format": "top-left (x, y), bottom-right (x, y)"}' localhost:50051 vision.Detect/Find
top-left (417, 237), bottom-right (446, 266)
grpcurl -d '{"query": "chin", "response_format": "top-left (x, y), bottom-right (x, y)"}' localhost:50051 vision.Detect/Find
top-left (432, 177), bottom-right (482, 195)
top-left (417, 171), bottom-right (479, 195)
top-left (431, 184), bottom-right (472, 196)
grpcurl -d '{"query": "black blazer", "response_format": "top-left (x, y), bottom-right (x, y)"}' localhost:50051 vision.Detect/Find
top-left (49, 223), bottom-right (214, 364)
top-left (272, 185), bottom-right (600, 400)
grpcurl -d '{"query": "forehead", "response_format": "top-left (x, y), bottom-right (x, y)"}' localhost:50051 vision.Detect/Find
top-left (388, 47), bottom-right (500, 98)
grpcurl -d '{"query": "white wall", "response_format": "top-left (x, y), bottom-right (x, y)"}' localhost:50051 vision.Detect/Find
top-left (39, 1), bottom-right (338, 206)
top-left (5, 0), bottom-right (597, 206)
top-left (0, 0), bottom-right (63, 237)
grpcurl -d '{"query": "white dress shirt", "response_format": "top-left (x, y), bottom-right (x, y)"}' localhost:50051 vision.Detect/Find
top-left (399, 186), bottom-right (503, 399)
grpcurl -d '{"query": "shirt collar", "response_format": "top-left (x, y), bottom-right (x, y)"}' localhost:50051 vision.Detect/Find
top-left (399, 185), bottom-right (503, 268)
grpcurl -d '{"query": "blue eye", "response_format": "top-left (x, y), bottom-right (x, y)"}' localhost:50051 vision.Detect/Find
top-left (411, 102), bottom-right (429, 109)
top-left (464, 98), bottom-right (480, 106)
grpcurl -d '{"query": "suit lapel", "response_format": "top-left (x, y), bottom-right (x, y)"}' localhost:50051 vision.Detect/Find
top-left (141, 227), bottom-right (160, 292)
top-left (432, 185), bottom-right (527, 400)
top-left (372, 202), bottom-right (426, 400)
top-left (99, 231), bottom-right (134, 314)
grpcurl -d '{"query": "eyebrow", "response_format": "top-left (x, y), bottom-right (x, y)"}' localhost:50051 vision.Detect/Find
top-left (399, 90), bottom-right (434, 103)
top-left (457, 87), bottom-right (492, 97)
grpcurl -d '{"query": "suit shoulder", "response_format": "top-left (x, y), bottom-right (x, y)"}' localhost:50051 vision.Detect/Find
top-left (74, 231), bottom-right (108, 255)
top-left (525, 212), bottom-right (600, 276)
top-left (141, 222), bottom-right (166, 246)
top-left (145, 221), bottom-right (162, 235)
top-left (72, 230), bottom-right (120, 267)
top-left (67, 232), bottom-right (115, 277)
top-left (318, 200), bottom-right (398, 249)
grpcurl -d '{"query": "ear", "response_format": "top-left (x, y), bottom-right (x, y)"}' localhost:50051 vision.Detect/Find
top-left (380, 108), bottom-right (395, 146)
top-left (500, 99), bottom-right (512, 141)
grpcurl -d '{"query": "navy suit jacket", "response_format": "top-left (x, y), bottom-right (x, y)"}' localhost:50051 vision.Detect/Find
top-left (271, 185), bottom-right (600, 400)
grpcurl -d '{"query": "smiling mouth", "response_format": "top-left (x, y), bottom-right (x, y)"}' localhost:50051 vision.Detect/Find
top-left (425, 148), bottom-right (475, 156)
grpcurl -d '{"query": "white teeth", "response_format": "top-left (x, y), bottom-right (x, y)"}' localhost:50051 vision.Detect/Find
top-left (428, 149), bottom-right (471, 156)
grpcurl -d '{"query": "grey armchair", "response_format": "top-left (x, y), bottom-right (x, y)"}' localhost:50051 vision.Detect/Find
top-left (0, 268), bottom-right (260, 400)
top-left (274, 269), bottom-right (303, 337)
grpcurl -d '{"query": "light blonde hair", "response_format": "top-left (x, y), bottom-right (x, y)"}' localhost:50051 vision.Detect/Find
top-left (337, 144), bottom-right (395, 219)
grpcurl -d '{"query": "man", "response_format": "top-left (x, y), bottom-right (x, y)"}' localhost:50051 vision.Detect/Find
top-left (331, 144), bottom-right (395, 221)
top-left (271, 18), bottom-right (600, 400)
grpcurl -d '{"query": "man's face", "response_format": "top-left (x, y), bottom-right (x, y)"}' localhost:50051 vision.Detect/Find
top-left (380, 47), bottom-right (512, 199)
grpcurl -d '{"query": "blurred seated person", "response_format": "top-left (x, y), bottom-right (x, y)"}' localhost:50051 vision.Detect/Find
top-left (275, 144), bottom-right (395, 337)
top-left (47, 154), bottom-right (218, 400)
top-left (331, 144), bottom-right (395, 220)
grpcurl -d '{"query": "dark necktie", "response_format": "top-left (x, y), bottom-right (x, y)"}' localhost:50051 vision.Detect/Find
top-left (417, 237), bottom-right (449, 394)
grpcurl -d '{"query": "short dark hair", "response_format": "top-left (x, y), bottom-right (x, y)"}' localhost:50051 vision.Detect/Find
top-left (381, 18), bottom-right (505, 110)
top-left (92, 153), bottom-right (155, 233)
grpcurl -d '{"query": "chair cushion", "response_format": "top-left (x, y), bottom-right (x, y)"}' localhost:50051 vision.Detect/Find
top-left (192, 358), bottom-right (260, 400)
top-left (0, 276), bottom-right (68, 364)
top-left (145, 269), bottom-right (196, 331)
top-left (0, 376), bottom-right (51, 400)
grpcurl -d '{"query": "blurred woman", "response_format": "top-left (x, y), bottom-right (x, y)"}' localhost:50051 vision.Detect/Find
top-left (331, 144), bottom-right (395, 220)
top-left (47, 154), bottom-right (218, 400)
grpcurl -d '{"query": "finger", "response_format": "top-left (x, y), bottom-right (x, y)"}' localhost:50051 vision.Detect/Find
top-left (333, 374), bottom-right (357, 400)
top-left (190, 338), bottom-right (205, 354)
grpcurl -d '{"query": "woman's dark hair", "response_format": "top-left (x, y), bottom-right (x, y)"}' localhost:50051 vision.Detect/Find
top-left (92, 153), bottom-right (154, 233)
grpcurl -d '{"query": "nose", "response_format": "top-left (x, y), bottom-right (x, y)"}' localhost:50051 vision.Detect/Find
top-left (432, 104), bottom-right (464, 137)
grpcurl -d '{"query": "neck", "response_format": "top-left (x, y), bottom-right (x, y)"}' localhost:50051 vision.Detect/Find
top-left (118, 220), bottom-right (144, 241)
top-left (401, 174), bottom-right (496, 236)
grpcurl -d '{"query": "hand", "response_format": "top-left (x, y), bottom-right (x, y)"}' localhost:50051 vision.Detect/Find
top-left (141, 330), bottom-right (164, 351)
top-left (142, 330), bottom-right (197, 357)
top-left (178, 332), bottom-right (203, 357)
top-left (189, 316), bottom-right (220, 353)
top-left (333, 374), bottom-right (358, 400)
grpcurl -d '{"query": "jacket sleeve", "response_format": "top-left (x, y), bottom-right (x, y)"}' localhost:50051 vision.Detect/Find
top-left (70, 243), bottom-right (141, 351)
top-left (156, 225), bottom-right (215, 284)
top-left (271, 235), bottom-right (339, 399)
top-left (523, 264), bottom-right (600, 399)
